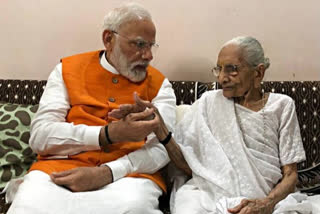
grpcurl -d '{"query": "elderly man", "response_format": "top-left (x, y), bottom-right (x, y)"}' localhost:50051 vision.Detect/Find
top-left (5, 3), bottom-right (175, 214)
top-left (111, 36), bottom-right (312, 214)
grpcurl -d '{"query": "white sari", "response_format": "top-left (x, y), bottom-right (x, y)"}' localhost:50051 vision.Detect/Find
top-left (173, 90), bottom-right (310, 214)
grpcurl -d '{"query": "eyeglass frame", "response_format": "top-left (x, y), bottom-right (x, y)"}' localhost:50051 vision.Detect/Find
top-left (211, 63), bottom-right (258, 77)
top-left (112, 30), bottom-right (159, 53)
top-left (211, 64), bottom-right (241, 77)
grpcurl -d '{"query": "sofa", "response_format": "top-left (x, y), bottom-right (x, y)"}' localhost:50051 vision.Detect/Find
top-left (0, 79), bottom-right (319, 213)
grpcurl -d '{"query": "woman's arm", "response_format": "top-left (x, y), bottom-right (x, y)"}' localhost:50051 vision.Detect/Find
top-left (228, 163), bottom-right (298, 214)
top-left (155, 114), bottom-right (192, 176)
top-left (266, 163), bottom-right (298, 205)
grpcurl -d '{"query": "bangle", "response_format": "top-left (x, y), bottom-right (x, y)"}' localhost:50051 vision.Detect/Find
top-left (159, 132), bottom-right (172, 146)
top-left (104, 125), bottom-right (113, 144)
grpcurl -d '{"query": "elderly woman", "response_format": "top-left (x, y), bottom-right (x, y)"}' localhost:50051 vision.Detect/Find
top-left (168, 36), bottom-right (309, 214)
top-left (110, 36), bottom-right (311, 213)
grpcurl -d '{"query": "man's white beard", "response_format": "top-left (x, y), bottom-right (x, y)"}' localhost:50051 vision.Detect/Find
top-left (112, 42), bottom-right (148, 83)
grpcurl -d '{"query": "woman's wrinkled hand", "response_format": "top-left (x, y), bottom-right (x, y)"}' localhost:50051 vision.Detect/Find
top-left (228, 198), bottom-right (275, 214)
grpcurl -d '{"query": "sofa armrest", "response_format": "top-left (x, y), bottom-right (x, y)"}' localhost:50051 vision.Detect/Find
top-left (0, 189), bottom-right (10, 214)
top-left (298, 163), bottom-right (320, 194)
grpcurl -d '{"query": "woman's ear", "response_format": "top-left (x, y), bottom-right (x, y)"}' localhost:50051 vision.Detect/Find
top-left (254, 63), bottom-right (265, 88)
top-left (256, 64), bottom-right (266, 78)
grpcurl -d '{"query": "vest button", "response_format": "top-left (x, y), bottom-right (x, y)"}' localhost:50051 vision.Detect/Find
top-left (112, 77), bottom-right (118, 84)
top-left (108, 97), bottom-right (116, 102)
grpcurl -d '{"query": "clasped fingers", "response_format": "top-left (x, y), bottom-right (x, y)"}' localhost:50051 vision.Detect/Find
top-left (108, 92), bottom-right (154, 119)
top-left (124, 108), bottom-right (155, 122)
top-left (120, 111), bottom-right (160, 142)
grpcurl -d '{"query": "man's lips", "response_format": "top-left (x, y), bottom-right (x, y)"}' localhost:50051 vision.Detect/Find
top-left (222, 86), bottom-right (234, 90)
top-left (133, 64), bottom-right (148, 70)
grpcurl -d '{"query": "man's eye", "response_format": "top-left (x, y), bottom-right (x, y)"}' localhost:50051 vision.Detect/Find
top-left (135, 41), bottom-right (146, 49)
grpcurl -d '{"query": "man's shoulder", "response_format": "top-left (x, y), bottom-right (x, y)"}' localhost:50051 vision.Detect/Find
top-left (61, 50), bottom-right (103, 62)
top-left (146, 65), bottom-right (165, 84)
top-left (147, 65), bottom-right (164, 77)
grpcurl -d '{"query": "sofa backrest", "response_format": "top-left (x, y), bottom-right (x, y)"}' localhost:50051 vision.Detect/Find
top-left (0, 79), bottom-right (319, 193)
top-left (0, 80), bottom-right (46, 105)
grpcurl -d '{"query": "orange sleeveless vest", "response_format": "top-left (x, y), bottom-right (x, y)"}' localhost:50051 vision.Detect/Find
top-left (29, 50), bottom-right (166, 191)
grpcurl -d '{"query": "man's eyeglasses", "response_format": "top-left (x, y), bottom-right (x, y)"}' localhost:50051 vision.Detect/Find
top-left (211, 64), bottom-right (240, 77)
top-left (112, 31), bottom-right (159, 54)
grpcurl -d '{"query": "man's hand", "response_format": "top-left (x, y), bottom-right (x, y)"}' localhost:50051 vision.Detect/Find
top-left (108, 92), bottom-right (168, 140)
top-left (228, 198), bottom-right (275, 214)
top-left (50, 166), bottom-right (112, 192)
top-left (108, 92), bottom-right (154, 119)
top-left (108, 107), bottom-right (160, 142)
top-left (108, 93), bottom-right (193, 176)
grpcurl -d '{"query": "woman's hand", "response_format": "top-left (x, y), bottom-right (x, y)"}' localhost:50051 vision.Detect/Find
top-left (228, 198), bottom-right (275, 214)
top-left (228, 163), bottom-right (298, 214)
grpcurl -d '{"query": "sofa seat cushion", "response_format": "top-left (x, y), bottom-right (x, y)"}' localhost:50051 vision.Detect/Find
top-left (0, 103), bottom-right (38, 188)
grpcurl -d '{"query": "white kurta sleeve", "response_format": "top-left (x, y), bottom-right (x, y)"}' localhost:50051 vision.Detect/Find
top-left (29, 63), bottom-right (101, 156)
top-left (105, 78), bottom-right (176, 181)
top-left (278, 98), bottom-right (306, 166)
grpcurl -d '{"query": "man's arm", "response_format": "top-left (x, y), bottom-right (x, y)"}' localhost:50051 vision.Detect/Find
top-left (50, 165), bottom-right (113, 192)
top-left (228, 163), bottom-right (298, 214)
top-left (31, 64), bottom-right (162, 157)
top-left (102, 79), bottom-right (177, 182)
top-left (108, 87), bottom-right (192, 177)
top-left (40, 68), bottom-right (172, 191)
top-left (30, 64), bottom-right (101, 156)
top-left (48, 106), bottom-right (159, 192)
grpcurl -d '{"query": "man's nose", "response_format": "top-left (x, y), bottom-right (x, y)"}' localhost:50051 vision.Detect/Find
top-left (141, 48), bottom-right (153, 61)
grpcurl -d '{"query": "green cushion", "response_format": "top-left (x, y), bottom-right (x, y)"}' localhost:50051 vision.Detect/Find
top-left (0, 103), bottom-right (38, 188)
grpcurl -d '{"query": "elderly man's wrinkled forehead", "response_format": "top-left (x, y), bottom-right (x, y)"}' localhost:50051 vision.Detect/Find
top-left (217, 43), bottom-right (246, 65)
top-left (118, 18), bottom-right (156, 39)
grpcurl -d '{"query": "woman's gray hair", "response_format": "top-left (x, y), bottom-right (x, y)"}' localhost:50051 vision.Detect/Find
top-left (223, 36), bottom-right (270, 69)
top-left (103, 2), bottom-right (152, 32)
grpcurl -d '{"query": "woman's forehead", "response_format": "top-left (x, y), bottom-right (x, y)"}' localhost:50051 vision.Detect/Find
top-left (217, 44), bottom-right (243, 64)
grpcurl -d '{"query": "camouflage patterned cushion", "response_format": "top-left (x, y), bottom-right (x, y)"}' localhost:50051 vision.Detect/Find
top-left (0, 103), bottom-right (38, 188)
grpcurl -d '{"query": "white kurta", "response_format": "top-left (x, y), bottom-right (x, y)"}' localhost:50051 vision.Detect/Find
top-left (173, 90), bottom-right (310, 214)
top-left (7, 171), bottom-right (163, 214)
top-left (29, 52), bottom-right (176, 181)
top-left (5, 52), bottom-right (176, 214)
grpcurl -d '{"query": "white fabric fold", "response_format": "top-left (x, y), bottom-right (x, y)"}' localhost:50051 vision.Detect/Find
top-left (174, 90), bottom-right (309, 213)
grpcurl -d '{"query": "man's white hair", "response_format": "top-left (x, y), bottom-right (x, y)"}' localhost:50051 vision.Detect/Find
top-left (103, 2), bottom-right (152, 32)
top-left (223, 36), bottom-right (270, 69)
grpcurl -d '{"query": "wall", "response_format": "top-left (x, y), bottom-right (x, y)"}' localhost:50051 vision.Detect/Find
top-left (0, 0), bottom-right (319, 82)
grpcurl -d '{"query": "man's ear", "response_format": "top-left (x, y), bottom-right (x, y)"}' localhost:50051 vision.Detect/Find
top-left (102, 30), bottom-right (114, 51)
